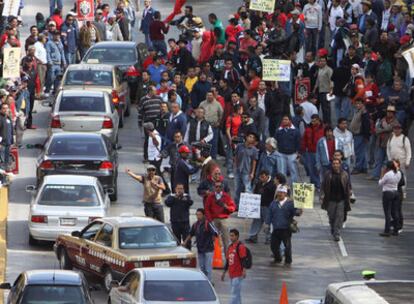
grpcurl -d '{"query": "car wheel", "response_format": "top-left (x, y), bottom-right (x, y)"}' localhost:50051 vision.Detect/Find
top-left (58, 247), bottom-right (73, 270)
top-left (109, 186), bottom-right (118, 202)
top-left (102, 267), bottom-right (113, 292)
top-left (28, 234), bottom-right (38, 246)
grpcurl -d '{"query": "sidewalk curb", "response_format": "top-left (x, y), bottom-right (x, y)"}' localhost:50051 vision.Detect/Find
top-left (0, 186), bottom-right (8, 304)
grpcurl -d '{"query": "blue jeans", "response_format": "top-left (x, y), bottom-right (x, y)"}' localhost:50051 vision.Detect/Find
top-left (0, 145), bottom-right (10, 169)
top-left (371, 146), bottom-right (387, 178)
top-left (198, 251), bottom-right (213, 281)
top-left (334, 96), bottom-right (351, 122)
top-left (152, 40), bottom-right (167, 58)
top-left (248, 206), bottom-right (270, 241)
top-left (368, 134), bottom-right (376, 167)
top-left (225, 138), bottom-right (233, 175)
top-left (234, 170), bottom-right (252, 207)
top-left (230, 277), bottom-right (243, 304)
top-left (276, 152), bottom-right (298, 183)
top-left (64, 52), bottom-right (76, 65)
top-left (305, 28), bottom-right (318, 54)
top-left (304, 152), bottom-right (320, 189)
top-left (353, 135), bottom-right (367, 171)
top-left (49, 0), bottom-right (62, 16)
top-left (210, 127), bottom-right (219, 159)
top-left (45, 64), bottom-right (61, 94)
top-left (144, 33), bottom-right (152, 48)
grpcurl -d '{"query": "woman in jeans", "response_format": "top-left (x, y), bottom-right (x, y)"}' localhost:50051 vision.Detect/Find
top-left (378, 161), bottom-right (401, 237)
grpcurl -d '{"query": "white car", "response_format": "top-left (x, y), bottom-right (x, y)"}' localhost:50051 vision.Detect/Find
top-left (108, 268), bottom-right (220, 304)
top-left (27, 175), bottom-right (110, 245)
top-left (48, 90), bottom-right (119, 143)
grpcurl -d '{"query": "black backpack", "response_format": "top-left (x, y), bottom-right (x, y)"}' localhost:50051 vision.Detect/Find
top-left (237, 242), bottom-right (253, 269)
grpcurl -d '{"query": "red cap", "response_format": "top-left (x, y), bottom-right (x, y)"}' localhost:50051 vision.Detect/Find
top-left (178, 145), bottom-right (191, 153)
top-left (318, 48), bottom-right (328, 57)
top-left (400, 35), bottom-right (410, 45)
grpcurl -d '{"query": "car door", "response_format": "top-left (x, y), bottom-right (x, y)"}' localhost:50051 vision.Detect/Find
top-left (111, 271), bottom-right (141, 304)
top-left (8, 274), bottom-right (25, 304)
top-left (87, 223), bottom-right (114, 276)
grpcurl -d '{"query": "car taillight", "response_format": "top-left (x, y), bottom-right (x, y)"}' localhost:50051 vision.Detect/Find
top-left (182, 257), bottom-right (197, 267)
top-left (125, 65), bottom-right (140, 77)
top-left (39, 160), bottom-right (54, 170)
top-left (31, 215), bottom-right (48, 223)
top-left (99, 161), bottom-right (113, 170)
top-left (88, 216), bottom-right (101, 223)
top-left (112, 90), bottom-right (119, 104)
top-left (102, 116), bottom-right (113, 129)
top-left (50, 115), bottom-right (61, 128)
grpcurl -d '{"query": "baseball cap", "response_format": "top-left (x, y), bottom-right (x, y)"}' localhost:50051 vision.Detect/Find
top-left (276, 185), bottom-right (288, 193)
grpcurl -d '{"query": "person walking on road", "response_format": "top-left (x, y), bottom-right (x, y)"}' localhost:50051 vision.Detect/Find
top-left (221, 229), bottom-right (248, 304)
top-left (265, 185), bottom-right (302, 265)
top-left (183, 208), bottom-right (218, 282)
top-left (174, 145), bottom-right (198, 193)
top-left (321, 158), bottom-right (352, 241)
top-left (126, 165), bottom-right (166, 222)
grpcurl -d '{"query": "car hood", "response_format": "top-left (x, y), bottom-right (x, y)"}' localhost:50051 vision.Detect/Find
top-left (119, 246), bottom-right (196, 261)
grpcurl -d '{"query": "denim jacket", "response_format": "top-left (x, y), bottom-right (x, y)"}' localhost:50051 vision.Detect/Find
top-left (15, 89), bottom-right (30, 116)
top-left (61, 22), bottom-right (79, 53)
top-left (46, 40), bottom-right (66, 65)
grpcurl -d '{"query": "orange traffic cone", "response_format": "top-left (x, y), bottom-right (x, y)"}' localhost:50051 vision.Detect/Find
top-left (212, 237), bottom-right (224, 269)
top-left (279, 281), bottom-right (288, 304)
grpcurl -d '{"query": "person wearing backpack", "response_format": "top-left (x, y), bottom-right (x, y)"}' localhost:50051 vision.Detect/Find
top-left (221, 228), bottom-right (251, 304)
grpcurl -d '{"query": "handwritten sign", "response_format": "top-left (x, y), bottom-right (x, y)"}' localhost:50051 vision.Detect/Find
top-left (238, 193), bottom-right (261, 219)
top-left (249, 0), bottom-right (275, 13)
top-left (2, 0), bottom-right (19, 17)
top-left (262, 59), bottom-right (291, 82)
top-left (293, 183), bottom-right (314, 209)
top-left (3, 47), bottom-right (21, 79)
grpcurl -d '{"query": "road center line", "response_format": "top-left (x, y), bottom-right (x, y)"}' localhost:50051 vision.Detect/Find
top-left (338, 238), bottom-right (348, 257)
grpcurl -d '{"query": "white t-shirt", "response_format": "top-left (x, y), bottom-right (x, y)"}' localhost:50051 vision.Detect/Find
top-left (301, 101), bottom-right (318, 125)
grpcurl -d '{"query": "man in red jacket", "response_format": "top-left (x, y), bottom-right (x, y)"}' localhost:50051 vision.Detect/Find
top-left (301, 114), bottom-right (324, 189)
top-left (205, 181), bottom-right (236, 252)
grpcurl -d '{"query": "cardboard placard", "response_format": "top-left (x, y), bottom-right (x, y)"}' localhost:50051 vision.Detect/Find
top-left (292, 183), bottom-right (314, 209)
top-left (249, 0), bottom-right (275, 13)
top-left (238, 193), bottom-right (261, 219)
top-left (3, 47), bottom-right (21, 79)
top-left (262, 59), bottom-right (291, 82)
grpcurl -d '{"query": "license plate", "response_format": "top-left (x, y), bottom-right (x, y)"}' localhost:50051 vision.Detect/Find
top-left (60, 218), bottom-right (76, 226)
top-left (154, 261), bottom-right (170, 267)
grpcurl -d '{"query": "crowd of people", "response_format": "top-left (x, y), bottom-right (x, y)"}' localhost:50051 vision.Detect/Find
top-left (0, 0), bottom-right (413, 302)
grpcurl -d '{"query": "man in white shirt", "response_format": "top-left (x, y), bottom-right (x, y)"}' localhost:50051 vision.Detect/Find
top-left (333, 118), bottom-right (354, 165)
top-left (301, 94), bottom-right (319, 125)
top-left (34, 34), bottom-right (48, 98)
top-left (328, 0), bottom-right (344, 34)
top-left (303, 0), bottom-right (323, 54)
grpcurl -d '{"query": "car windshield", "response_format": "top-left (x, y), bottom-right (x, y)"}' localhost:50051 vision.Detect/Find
top-left (39, 185), bottom-right (100, 207)
top-left (20, 285), bottom-right (87, 304)
top-left (119, 226), bottom-right (177, 249)
top-left (64, 70), bottom-right (113, 86)
top-left (59, 96), bottom-right (106, 112)
top-left (144, 280), bottom-right (216, 301)
top-left (84, 47), bottom-right (137, 64)
top-left (48, 137), bottom-right (106, 157)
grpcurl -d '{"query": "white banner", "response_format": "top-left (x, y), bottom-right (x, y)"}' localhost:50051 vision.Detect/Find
top-left (2, 0), bottom-right (19, 17)
top-left (238, 193), bottom-right (261, 219)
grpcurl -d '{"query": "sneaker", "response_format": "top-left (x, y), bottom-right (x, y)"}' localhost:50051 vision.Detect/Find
top-left (283, 262), bottom-right (292, 268)
top-left (342, 222), bottom-right (347, 229)
top-left (333, 236), bottom-right (340, 242)
top-left (392, 231), bottom-right (399, 236)
top-left (379, 232), bottom-right (391, 237)
top-left (228, 173), bottom-right (234, 179)
top-left (398, 229), bottom-right (403, 234)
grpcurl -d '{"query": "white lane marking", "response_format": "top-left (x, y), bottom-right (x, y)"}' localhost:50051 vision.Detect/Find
top-left (338, 238), bottom-right (348, 257)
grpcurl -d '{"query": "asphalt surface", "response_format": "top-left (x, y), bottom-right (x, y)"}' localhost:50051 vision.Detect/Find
top-left (4, 0), bottom-right (414, 303)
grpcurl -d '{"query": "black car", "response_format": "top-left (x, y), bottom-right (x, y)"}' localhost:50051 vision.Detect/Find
top-left (36, 133), bottom-right (118, 201)
top-left (0, 270), bottom-right (94, 304)
top-left (81, 41), bottom-right (146, 104)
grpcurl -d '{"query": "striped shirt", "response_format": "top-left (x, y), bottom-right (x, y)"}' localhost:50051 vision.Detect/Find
top-left (140, 95), bottom-right (162, 122)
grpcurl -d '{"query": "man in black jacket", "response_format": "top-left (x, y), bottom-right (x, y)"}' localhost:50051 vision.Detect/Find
top-left (0, 103), bottom-right (14, 170)
top-left (165, 183), bottom-right (193, 247)
top-left (115, 9), bottom-right (130, 41)
top-left (263, 84), bottom-right (284, 137)
top-left (175, 39), bottom-right (195, 74)
top-left (246, 170), bottom-right (276, 244)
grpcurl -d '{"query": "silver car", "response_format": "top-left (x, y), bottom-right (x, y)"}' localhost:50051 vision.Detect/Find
top-left (108, 268), bottom-right (220, 304)
top-left (27, 175), bottom-right (110, 245)
top-left (48, 90), bottom-right (119, 143)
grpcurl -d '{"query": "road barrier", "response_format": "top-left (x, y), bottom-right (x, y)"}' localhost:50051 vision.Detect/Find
top-left (0, 186), bottom-right (8, 304)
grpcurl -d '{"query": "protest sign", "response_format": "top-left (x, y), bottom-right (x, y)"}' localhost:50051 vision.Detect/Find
top-left (293, 183), bottom-right (315, 209)
top-left (262, 59), bottom-right (291, 82)
top-left (2, 0), bottom-right (19, 17)
top-left (402, 46), bottom-right (414, 78)
top-left (238, 193), bottom-right (261, 219)
top-left (295, 77), bottom-right (311, 104)
top-left (249, 0), bottom-right (275, 13)
top-left (77, 0), bottom-right (95, 21)
top-left (3, 47), bottom-right (21, 79)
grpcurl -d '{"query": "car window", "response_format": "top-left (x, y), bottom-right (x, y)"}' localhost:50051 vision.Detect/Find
top-left (84, 48), bottom-right (137, 64)
top-left (38, 185), bottom-right (100, 207)
top-left (121, 271), bottom-right (141, 298)
top-left (143, 280), bottom-right (216, 301)
top-left (95, 224), bottom-right (113, 247)
top-left (118, 226), bottom-right (177, 249)
top-left (64, 69), bottom-right (113, 86)
top-left (81, 222), bottom-right (103, 240)
top-left (48, 137), bottom-right (107, 157)
top-left (20, 285), bottom-right (87, 304)
top-left (58, 96), bottom-right (106, 112)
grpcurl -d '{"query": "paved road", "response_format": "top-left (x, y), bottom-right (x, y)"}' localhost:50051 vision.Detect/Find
top-left (5, 0), bottom-right (414, 303)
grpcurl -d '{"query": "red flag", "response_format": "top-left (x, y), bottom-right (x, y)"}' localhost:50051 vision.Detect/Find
top-left (279, 282), bottom-right (288, 304)
top-left (164, 0), bottom-right (186, 23)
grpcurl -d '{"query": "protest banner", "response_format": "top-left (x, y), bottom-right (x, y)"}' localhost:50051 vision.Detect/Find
top-left (238, 193), bottom-right (261, 219)
top-left (402, 46), bottom-right (414, 78)
top-left (77, 0), bottom-right (95, 21)
top-left (2, 0), bottom-right (19, 17)
top-left (262, 59), bottom-right (291, 82)
top-left (249, 0), bottom-right (275, 13)
top-left (295, 77), bottom-right (311, 104)
top-left (3, 47), bottom-right (21, 79)
top-left (292, 183), bottom-right (315, 209)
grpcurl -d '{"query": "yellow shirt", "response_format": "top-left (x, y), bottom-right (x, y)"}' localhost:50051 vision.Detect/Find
top-left (185, 76), bottom-right (198, 93)
top-left (21, 98), bottom-right (26, 111)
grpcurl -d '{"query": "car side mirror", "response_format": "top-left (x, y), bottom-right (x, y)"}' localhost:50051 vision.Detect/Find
top-left (25, 185), bottom-right (37, 193)
top-left (0, 283), bottom-right (11, 289)
top-left (71, 231), bottom-right (81, 237)
top-left (110, 280), bottom-right (119, 288)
